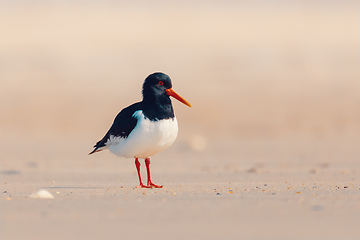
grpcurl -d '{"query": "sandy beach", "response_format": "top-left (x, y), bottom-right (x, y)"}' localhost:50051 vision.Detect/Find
top-left (1, 1), bottom-right (360, 239)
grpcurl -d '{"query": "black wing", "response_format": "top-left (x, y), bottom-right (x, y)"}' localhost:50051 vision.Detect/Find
top-left (89, 102), bottom-right (142, 155)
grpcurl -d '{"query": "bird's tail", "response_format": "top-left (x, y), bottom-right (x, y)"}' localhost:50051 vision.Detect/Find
top-left (89, 136), bottom-right (109, 155)
top-left (88, 148), bottom-right (102, 155)
top-left (89, 141), bottom-right (104, 155)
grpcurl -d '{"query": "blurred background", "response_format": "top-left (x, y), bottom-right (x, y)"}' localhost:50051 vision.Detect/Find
top-left (0, 0), bottom-right (359, 175)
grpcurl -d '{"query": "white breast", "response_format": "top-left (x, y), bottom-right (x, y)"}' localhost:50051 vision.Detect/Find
top-left (106, 110), bottom-right (178, 159)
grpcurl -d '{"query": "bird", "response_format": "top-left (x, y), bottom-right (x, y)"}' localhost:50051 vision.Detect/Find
top-left (89, 72), bottom-right (191, 188)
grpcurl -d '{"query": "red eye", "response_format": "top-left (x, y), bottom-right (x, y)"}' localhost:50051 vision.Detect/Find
top-left (158, 81), bottom-right (164, 86)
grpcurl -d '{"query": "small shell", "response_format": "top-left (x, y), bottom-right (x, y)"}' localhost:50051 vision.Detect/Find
top-left (29, 189), bottom-right (54, 199)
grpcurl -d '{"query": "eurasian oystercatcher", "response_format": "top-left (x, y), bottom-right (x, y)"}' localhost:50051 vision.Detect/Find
top-left (89, 72), bottom-right (191, 188)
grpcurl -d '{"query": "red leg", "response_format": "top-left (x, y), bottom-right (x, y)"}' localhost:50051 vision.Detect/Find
top-left (145, 158), bottom-right (163, 188)
top-left (135, 158), bottom-right (150, 188)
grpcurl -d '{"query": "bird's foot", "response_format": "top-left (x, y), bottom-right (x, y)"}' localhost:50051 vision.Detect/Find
top-left (147, 181), bottom-right (163, 188)
top-left (135, 184), bottom-right (152, 189)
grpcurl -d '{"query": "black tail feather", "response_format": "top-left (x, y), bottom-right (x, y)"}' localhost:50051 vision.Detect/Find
top-left (89, 148), bottom-right (101, 155)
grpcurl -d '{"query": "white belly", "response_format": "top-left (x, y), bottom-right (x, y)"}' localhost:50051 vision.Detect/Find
top-left (106, 110), bottom-right (178, 159)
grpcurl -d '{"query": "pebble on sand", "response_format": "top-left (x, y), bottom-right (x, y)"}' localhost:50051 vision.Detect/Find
top-left (188, 135), bottom-right (208, 152)
top-left (29, 189), bottom-right (54, 199)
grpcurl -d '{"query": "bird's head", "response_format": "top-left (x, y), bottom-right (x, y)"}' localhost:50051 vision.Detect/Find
top-left (142, 72), bottom-right (191, 107)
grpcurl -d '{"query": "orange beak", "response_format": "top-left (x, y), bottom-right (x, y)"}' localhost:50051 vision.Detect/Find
top-left (166, 88), bottom-right (192, 107)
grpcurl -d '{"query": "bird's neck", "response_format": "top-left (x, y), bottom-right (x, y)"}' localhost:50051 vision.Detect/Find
top-left (142, 97), bottom-right (175, 121)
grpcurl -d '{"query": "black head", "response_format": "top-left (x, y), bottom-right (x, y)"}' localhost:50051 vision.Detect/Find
top-left (142, 72), bottom-right (192, 110)
top-left (142, 72), bottom-right (172, 103)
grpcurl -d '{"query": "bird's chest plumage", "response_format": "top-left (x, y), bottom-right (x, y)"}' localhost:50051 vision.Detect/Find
top-left (107, 110), bottom-right (178, 158)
